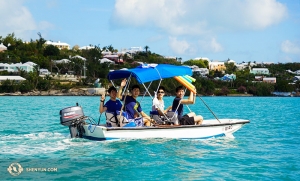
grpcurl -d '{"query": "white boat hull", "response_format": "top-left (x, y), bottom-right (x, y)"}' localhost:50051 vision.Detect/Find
top-left (82, 119), bottom-right (250, 141)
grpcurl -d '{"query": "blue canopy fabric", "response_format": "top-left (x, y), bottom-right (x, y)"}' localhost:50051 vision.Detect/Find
top-left (107, 64), bottom-right (192, 83)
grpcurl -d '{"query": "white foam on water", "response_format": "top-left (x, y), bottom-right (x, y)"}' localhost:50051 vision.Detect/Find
top-left (0, 132), bottom-right (96, 155)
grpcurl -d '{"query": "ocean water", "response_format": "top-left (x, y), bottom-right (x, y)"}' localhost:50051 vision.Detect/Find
top-left (0, 96), bottom-right (299, 180)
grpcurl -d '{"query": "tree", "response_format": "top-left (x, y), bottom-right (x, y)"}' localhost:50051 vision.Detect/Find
top-left (256, 82), bottom-right (274, 96)
top-left (36, 32), bottom-right (46, 53)
top-left (225, 62), bottom-right (237, 74)
top-left (44, 45), bottom-right (60, 57)
top-left (107, 45), bottom-right (114, 53)
top-left (144, 45), bottom-right (149, 54)
top-left (183, 59), bottom-right (207, 68)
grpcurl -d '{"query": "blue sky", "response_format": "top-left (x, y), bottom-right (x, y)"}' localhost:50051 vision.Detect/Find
top-left (1, 0), bottom-right (300, 63)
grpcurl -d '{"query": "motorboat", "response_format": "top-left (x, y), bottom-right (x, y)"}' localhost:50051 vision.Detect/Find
top-left (59, 64), bottom-right (250, 141)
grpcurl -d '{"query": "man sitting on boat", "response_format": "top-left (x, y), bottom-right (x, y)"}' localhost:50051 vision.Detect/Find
top-left (117, 79), bottom-right (153, 126)
top-left (172, 86), bottom-right (203, 125)
top-left (99, 86), bottom-right (123, 127)
top-left (151, 86), bottom-right (174, 124)
top-left (152, 86), bottom-right (172, 115)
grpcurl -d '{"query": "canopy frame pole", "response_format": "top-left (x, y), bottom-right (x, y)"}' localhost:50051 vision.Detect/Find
top-left (110, 80), bottom-right (116, 87)
top-left (118, 74), bottom-right (132, 127)
top-left (140, 81), bottom-right (153, 104)
top-left (198, 96), bottom-right (221, 123)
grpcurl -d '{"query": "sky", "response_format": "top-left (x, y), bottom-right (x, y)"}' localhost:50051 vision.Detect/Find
top-left (0, 0), bottom-right (300, 63)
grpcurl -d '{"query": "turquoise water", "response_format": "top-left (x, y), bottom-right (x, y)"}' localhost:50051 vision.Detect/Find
top-left (0, 96), bottom-right (299, 180)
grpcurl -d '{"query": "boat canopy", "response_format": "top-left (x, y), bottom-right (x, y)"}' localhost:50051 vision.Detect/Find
top-left (107, 64), bottom-right (192, 83)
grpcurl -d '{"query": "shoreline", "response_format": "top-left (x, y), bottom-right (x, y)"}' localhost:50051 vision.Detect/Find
top-left (0, 92), bottom-right (254, 97)
top-left (1, 90), bottom-right (298, 97)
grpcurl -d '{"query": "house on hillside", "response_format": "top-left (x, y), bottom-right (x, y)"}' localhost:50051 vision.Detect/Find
top-left (192, 67), bottom-right (209, 76)
top-left (0, 63), bottom-right (15, 72)
top-left (7, 62), bottom-right (35, 72)
top-left (292, 76), bottom-right (300, 82)
top-left (255, 76), bottom-right (263, 81)
top-left (263, 77), bottom-right (276, 83)
top-left (53, 59), bottom-right (71, 64)
top-left (208, 61), bottom-right (226, 71)
top-left (45, 40), bottom-right (70, 50)
top-left (0, 43), bottom-right (7, 52)
top-left (221, 74), bottom-right (236, 81)
top-left (103, 54), bottom-right (123, 63)
top-left (250, 68), bottom-right (269, 75)
top-left (40, 69), bottom-right (50, 75)
top-left (0, 76), bottom-right (26, 84)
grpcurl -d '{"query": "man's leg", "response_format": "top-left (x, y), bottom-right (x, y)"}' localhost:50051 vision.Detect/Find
top-left (194, 115), bottom-right (203, 125)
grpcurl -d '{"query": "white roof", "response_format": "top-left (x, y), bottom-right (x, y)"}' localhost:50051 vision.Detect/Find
top-left (209, 61), bottom-right (224, 65)
top-left (53, 59), bottom-right (71, 64)
top-left (99, 58), bottom-right (115, 64)
top-left (263, 77), bottom-right (276, 80)
top-left (24, 61), bottom-right (37, 66)
top-left (252, 68), bottom-right (268, 70)
top-left (104, 54), bottom-right (118, 58)
top-left (72, 55), bottom-right (86, 61)
top-left (45, 40), bottom-right (70, 46)
top-left (0, 43), bottom-right (7, 49)
top-left (0, 76), bottom-right (26, 81)
top-left (0, 63), bottom-right (10, 66)
top-left (79, 46), bottom-right (94, 50)
top-left (194, 57), bottom-right (210, 61)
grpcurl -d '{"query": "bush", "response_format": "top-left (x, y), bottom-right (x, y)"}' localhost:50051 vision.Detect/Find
top-left (19, 81), bottom-right (34, 93)
top-left (237, 86), bottom-right (247, 93)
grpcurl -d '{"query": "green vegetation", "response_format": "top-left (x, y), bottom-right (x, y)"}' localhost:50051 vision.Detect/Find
top-left (0, 33), bottom-right (300, 96)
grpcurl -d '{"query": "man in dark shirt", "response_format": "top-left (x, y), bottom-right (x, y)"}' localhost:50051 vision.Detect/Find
top-left (172, 86), bottom-right (203, 125)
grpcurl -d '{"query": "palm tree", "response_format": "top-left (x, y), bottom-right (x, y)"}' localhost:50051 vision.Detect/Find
top-left (178, 57), bottom-right (182, 64)
top-left (144, 45), bottom-right (149, 54)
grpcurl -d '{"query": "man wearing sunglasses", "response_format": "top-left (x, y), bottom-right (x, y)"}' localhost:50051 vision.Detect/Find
top-left (152, 86), bottom-right (172, 116)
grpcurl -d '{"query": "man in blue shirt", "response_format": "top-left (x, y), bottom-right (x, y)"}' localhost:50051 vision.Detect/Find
top-left (99, 86), bottom-right (124, 127)
top-left (117, 79), bottom-right (152, 126)
top-left (99, 86), bottom-right (122, 114)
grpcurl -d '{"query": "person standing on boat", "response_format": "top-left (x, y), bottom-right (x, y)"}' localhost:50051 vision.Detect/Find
top-left (152, 86), bottom-right (172, 115)
top-left (117, 79), bottom-right (152, 126)
top-left (172, 86), bottom-right (203, 125)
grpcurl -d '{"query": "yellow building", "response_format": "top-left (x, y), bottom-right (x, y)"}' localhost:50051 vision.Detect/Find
top-left (208, 61), bottom-right (226, 71)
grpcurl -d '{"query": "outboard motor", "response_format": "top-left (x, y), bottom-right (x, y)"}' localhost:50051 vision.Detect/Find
top-left (60, 105), bottom-right (85, 138)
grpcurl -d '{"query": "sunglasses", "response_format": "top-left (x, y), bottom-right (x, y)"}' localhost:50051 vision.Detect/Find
top-left (158, 91), bottom-right (165, 94)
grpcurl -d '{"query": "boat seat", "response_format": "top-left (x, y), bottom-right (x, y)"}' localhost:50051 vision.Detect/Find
top-left (105, 111), bottom-right (129, 127)
top-left (166, 111), bottom-right (179, 125)
top-left (150, 111), bottom-right (165, 124)
top-left (150, 110), bottom-right (179, 125)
